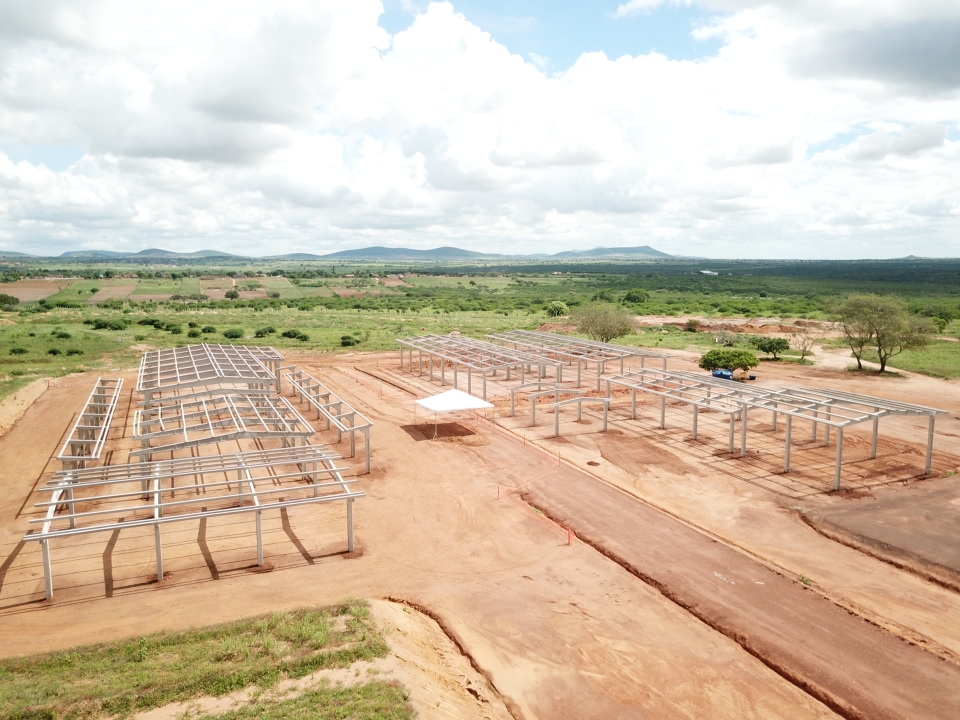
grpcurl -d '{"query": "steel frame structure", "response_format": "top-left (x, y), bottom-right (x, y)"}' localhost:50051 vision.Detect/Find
top-left (24, 446), bottom-right (362, 599)
top-left (131, 392), bottom-right (315, 461)
top-left (137, 344), bottom-right (283, 404)
top-left (283, 368), bottom-right (373, 474)
top-left (397, 334), bottom-right (563, 399)
top-left (545, 397), bottom-right (610, 438)
top-left (606, 368), bottom-right (945, 489)
top-left (488, 330), bottom-right (671, 388)
top-left (56, 377), bottom-right (124, 470)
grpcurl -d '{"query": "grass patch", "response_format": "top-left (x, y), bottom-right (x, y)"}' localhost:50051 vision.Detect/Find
top-left (132, 279), bottom-right (183, 296)
top-left (0, 599), bottom-right (395, 720)
top-left (261, 277), bottom-right (304, 299)
top-left (181, 682), bottom-right (413, 720)
top-left (179, 277), bottom-right (203, 295)
top-left (43, 280), bottom-right (122, 306)
top-left (861, 341), bottom-right (960, 379)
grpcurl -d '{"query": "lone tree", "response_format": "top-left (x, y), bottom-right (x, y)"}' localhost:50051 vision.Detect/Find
top-left (838, 295), bottom-right (934, 372)
top-left (572, 303), bottom-right (635, 343)
top-left (545, 300), bottom-right (569, 317)
top-left (790, 328), bottom-right (816, 361)
top-left (699, 348), bottom-right (759, 373)
top-left (750, 336), bottom-right (790, 360)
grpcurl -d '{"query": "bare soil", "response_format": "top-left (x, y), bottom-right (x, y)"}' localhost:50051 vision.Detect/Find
top-left (1, 341), bottom-right (959, 719)
top-left (0, 279), bottom-right (72, 302)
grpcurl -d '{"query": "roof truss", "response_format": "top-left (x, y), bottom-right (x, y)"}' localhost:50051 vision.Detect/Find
top-left (137, 343), bottom-right (282, 399)
top-left (131, 392), bottom-right (314, 460)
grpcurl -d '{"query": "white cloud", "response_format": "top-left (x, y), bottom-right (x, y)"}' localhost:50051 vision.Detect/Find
top-left (0, 0), bottom-right (958, 258)
top-left (613, 0), bottom-right (693, 18)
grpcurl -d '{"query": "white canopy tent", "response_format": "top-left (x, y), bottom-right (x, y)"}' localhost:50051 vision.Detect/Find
top-left (415, 389), bottom-right (494, 438)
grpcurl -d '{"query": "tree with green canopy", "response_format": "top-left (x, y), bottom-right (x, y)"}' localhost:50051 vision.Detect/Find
top-left (750, 336), bottom-right (790, 360)
top-left (838, 294), bottom-right (934, 372)
top-left (698, 348), bottom-right (759, 373)
top-left (545, 301), bottom-right (569, 317)
top-left (571, 303), bottom-right (635, 343)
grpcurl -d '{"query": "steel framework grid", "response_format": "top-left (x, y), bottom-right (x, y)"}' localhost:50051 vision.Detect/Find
top-left (23, 445), bottom-right (362, 599)
top-left (137, 343), bottom-right (283, 404)
top-left (283, 368), bottom-right (373, 474)
top-left (130, 391), bottom-right (315, 461)
top-left (397, 334), bottom-right (564, 399)
top-left (605, 367), bottom-right (945, 489)
top-left (56, 377), bottom-right (124, 470)
top-left (488, 329), bottom-right (671, 388)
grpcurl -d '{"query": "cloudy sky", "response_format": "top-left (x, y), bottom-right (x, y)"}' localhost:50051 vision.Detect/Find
top-left (1, 0), bottom-right (958, 259)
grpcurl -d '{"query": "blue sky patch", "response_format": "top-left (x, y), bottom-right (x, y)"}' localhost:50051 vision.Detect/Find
top-left (380, 1), bottom-right (723, 70)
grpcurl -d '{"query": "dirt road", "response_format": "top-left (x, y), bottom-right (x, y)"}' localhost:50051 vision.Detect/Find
top-left (522, 464), bottom-right (960, 720)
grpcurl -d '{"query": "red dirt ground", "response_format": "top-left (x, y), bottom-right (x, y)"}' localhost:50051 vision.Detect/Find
top-left (1, 344), bottom-right (959, 719)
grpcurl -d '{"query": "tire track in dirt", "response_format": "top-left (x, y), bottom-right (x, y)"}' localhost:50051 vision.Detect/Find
top-left (521, 468), bottom-right (960, 720)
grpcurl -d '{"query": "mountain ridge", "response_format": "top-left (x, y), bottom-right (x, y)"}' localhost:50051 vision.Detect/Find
top-left (2, 245), bottom-right (677, 262)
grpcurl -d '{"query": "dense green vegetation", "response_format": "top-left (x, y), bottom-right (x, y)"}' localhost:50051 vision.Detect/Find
top-left (0, 257), bottom-right (958, 398)
top-left (0, 599), bottom-right (409, 720)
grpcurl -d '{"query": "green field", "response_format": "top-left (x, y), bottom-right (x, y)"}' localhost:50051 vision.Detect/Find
top-left (132, 278), bottom-right (183, 295)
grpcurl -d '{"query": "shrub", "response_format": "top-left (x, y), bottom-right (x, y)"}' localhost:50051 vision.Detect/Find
top-left (134, 334), bottom-right (146, 341)
top-left (187, 329), bottom-right (201, 338)
top-left (65, 348), bottom-right (84, 356)
top-left (622, 289), bottom-right (650, 304)
top-left (340, 334), bottom-right (357, 346)
top-left (47, 348), bottom-right (61, 355)
top-left (225, 289), bottom-right (240, 300)
top-left (281, 329), bottom-right (310, 341)
top-left (684, 319), bottom-right (702, 333)
top-left (10, 347), bottom-right (27, 355)
top-left (53, 331), bottom-right (72, 339)
top-left (201, 326), bottom-right (217, 334)
top-left (168, 325), bottom-right (183, 334)
top-left (188, 321), bottom-right (199, 328)
top-left (0, 292), bottom-right (19, 307)
top-left (254, 326), bottom-right (276, 338)
top-left (93, 318), bottom-right (129, 331)
top-left (222, 328), bottom-right (244, 339)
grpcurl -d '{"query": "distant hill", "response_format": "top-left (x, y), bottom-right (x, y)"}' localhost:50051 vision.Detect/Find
top-left (549, 245), bottom-right (672, 259)
top-left (314, 246), bottom-right (503, 261)
top-left (134, 248), bottom-right (244, 259)
top-left (57, 248), bottom-right (245, 260)
top-left (267, 253), bottom-right (327, 261)
top-left (59, 250), bottom-right (130, 259)
top-left (6, 244), bottom-right (675, 262)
